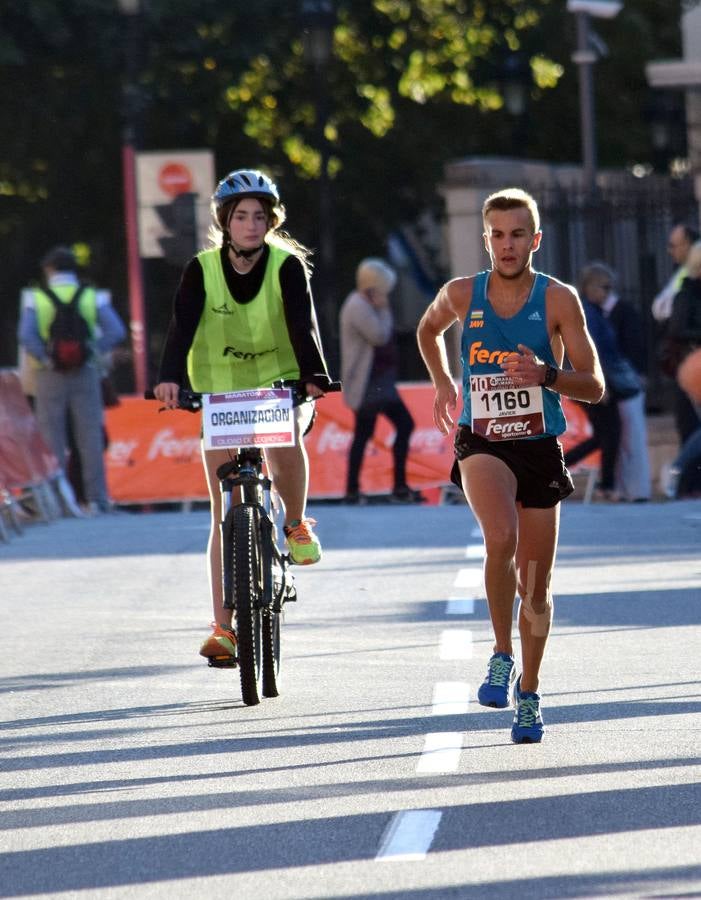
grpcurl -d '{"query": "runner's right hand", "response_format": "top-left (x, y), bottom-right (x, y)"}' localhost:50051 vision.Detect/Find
top-left (433, 379), bottom-right (457, 435)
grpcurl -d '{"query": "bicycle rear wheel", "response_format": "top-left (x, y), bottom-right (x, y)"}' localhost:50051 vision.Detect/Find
top-left (231, 505), bottom-right (264, 706)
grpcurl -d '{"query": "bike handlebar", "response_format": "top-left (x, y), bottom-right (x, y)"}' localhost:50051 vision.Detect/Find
top-left (145, 377), bottom-right (342, 412)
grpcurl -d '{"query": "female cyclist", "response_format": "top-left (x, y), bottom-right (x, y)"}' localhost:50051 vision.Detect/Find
top-left (154, 168), bottom-right (331, 663)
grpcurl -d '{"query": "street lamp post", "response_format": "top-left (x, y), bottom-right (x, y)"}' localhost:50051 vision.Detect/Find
top-left (500, 53), bottom-right (529, 156)
top-left (301, 0), bottom-right (337, 371)
top-left (117, 0), bottom-right (148, 395)
top-left (567, 0), bottom-right (622, 195)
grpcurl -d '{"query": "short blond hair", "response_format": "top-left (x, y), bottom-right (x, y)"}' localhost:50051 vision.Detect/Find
top-left (482, 187), bottom-right (540, 234)
top-left (356, 258), bottom-right (397, 294)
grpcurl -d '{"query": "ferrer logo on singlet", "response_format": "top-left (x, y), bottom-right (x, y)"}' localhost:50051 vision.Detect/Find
top-left (468, 341), bottom-right (517, 367)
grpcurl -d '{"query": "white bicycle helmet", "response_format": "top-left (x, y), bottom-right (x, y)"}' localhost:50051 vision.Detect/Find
top-left (212, 169), bottom-right (280, 211)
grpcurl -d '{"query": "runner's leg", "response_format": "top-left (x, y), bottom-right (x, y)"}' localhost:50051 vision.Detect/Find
top-left (515, 504), bottom-right (559, 693)
top-left (458, 454), bottom-right (518, 655)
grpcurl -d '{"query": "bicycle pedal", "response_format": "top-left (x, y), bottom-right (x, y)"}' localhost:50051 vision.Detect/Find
top-left (207, 655), bottom-right (238, 669)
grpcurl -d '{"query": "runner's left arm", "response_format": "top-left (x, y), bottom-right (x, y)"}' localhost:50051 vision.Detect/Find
top-left (502, 285), bottom-right (605, 403)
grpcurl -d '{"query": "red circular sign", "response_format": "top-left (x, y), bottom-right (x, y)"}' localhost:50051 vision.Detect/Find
top-left (158, 162), bottom-right (193, 197)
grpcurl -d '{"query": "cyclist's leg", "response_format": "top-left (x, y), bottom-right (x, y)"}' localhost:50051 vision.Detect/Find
top-left (458, 453), bottom-right (518, 655)
top-left (514, 504), bottom-right (559, 693)
top-left (202, 445), bottom-right (234, 626)
top-left (265, 441), bottom-right (307, 524)
top-left (264, 402), bottom-right (315, 524)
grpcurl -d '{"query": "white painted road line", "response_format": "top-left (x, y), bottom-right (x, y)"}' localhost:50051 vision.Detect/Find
top-left (465, 543), bottom-right (485, 559)
top-left (446, 597), bottom-right (475, 615)
top-left (453, 567), bottom-right (483, 588)
top-left (376, 809), bottom-right (443, 861)
top-left (431, 681), bottom-right (470, 715)
top-left (439, 629), bottom-right (472, 659)
top-left (416, 732), bottom-right (464, 773)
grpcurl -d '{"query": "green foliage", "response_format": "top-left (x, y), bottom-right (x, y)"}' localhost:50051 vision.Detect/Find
top-left (0, 0), bottom-right (686, 375)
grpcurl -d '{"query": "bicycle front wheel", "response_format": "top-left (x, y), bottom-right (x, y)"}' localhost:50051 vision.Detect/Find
top-left (231, 505), bottom-right (264, 706)
top-left (262, 607), bottom-right (281, 697)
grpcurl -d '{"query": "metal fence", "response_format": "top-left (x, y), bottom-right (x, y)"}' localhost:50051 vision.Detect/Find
top-left (534, 176), bottom-right (698, 408)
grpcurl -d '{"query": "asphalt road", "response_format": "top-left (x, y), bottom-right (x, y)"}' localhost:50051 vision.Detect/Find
top-left (1, 498), bottom-right (700, 899)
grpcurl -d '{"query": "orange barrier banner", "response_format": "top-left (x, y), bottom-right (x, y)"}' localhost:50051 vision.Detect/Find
top-left (105, 398), bottom-right (206, 503)
top-left (0, 370), bottom-right (58, 488)
top-left (105, 386), bottom-right (599, 505)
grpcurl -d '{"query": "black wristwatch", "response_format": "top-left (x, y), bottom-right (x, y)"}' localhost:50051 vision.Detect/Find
top-left (543, 364), bottom-right (559, 388)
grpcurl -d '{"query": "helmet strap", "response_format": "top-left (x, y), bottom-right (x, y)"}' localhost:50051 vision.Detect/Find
top-left (229, 243), bottom-right (264, 260)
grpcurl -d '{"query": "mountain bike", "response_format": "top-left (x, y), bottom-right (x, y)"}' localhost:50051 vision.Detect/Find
top-left (147, 377), bottom-right (340, 705)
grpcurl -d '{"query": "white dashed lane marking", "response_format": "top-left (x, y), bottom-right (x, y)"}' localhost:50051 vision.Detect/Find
top-left (431, 681), bottom-right (470, 715)
top-left (446, 596), bottom-right (475, 615)
top-left (453, 567), bottom-right (483, 589)
top-left (375, 527), bottom-right (481, 864)
top-left (375, 810), bottom-right (443, 861)
top-left (415, 732), bottom-right (464, 773)
top-left (465, 543), bottom-right (485, 560)
top-left (439, 629), bottom-right (472, 659)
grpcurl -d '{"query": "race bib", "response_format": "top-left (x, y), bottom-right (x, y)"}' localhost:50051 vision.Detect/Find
top-left (470, 373), bottom-right (545, 441)
top-left (202, 389), bottom-right (295, 449)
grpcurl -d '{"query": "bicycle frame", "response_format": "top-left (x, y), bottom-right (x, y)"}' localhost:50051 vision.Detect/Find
top-left (217, 449), bottom-right (295, 615)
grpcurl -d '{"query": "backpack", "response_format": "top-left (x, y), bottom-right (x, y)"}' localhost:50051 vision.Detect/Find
top-left (44, 285), bottom-right (91, 370)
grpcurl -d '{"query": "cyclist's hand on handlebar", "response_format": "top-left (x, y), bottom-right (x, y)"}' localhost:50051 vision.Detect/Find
top-left (153, 382), bottom-right (181, 408)
top-left (303, 381), bottom-right (325, 400)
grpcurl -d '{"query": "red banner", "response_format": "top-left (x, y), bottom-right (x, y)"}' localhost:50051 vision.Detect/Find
top-left (105, 386), bottom-right (598, 505)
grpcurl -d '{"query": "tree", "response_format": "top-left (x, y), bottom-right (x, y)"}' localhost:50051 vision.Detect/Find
top-left (0, 0), bottom-right (684, 377)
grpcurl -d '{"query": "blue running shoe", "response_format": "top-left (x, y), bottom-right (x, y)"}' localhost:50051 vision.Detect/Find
top-left (477, 652), bottom-right (515, 708)
top-left (512, 674), bottom-right (523, 707)
top-left (511, 689), bottom-right (544, 744)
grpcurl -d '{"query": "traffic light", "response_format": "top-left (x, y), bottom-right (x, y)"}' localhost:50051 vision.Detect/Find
top-left (154, 191), bottom-right (198, 266)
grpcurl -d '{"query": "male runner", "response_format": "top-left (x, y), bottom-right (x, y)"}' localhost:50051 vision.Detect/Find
top-left (417, 187), bottom-right (604, 743)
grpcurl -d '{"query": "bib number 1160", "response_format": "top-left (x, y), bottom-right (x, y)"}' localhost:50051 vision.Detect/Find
top-left (479, 389), bottom-right (531, 413)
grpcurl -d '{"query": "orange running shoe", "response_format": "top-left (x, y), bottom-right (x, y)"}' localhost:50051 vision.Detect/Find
top-left (199, 622), bottom-right (237, 661)
top-left (284, 518), bottom-right (321, 565)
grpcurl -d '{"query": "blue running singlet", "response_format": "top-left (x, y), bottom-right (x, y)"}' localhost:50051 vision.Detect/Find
top-left (459, 271), bottom-right (566, 439)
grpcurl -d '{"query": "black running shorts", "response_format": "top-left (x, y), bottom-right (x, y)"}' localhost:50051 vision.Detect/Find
top-left (451, 425), bottom-right (574, 509)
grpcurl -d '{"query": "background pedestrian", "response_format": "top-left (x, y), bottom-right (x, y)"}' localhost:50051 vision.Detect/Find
top-left (17, 246), bottom-right (126, 515)
top-left (340, 257), bottom-right (421, 504)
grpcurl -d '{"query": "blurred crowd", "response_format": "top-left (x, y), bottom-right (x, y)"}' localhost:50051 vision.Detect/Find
top-left (565, 223), bottom-right (701, 501)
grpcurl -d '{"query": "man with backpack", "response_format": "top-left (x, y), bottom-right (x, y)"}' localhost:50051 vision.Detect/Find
top-left (18, 246), bottom-right (127, 514)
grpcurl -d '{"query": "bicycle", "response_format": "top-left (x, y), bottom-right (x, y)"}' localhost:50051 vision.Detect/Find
top-left (147, 377), bottom-right (340, 706)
